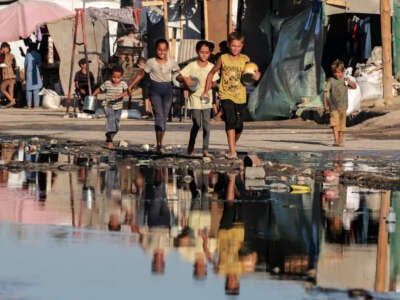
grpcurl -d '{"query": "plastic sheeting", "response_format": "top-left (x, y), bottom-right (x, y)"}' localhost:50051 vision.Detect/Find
top-left (248, 7), bottom-right (325, 121)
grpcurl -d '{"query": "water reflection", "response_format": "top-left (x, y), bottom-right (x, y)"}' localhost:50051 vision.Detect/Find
top-left (1, 140), bottom-right (400, 297)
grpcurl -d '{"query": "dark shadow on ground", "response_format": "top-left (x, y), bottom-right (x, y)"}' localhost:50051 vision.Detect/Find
top-left (263, 139), bottom-right (330, 147)
top-left (299, 109), bottom-right (386, 127)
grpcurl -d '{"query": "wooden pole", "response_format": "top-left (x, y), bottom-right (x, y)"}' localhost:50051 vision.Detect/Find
top-left (163, 0), bottom-right (169, 41)
top-left (204, 0), bottom-right (209, 40)
top-left (381, 0), bottom-right (393, 100)
top-left (375, 190), bottom-right (391, 292)
top-left (228, 0), bottom-right (233, 34)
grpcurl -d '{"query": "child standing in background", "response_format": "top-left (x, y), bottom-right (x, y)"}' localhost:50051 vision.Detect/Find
top-left (323, 59), bottom-right (356, 147)
top-left (128, 38), bottom-right (180, 154)
top-left (202, 32), bottom-right (260, 160)
top-left (178, 40), bottom-right (219, 158)
top-left (74, 58), bottom-right (95, 112)
top-left (93, 65), bottom-right (128, 149)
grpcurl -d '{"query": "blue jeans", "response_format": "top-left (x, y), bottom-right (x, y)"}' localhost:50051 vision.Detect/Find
top-left (149, 80), bottom-right (173, 132)
top-left (26, 89), bottom-right (40, 108)
top-left (105, 108), bottom-right (122, 142)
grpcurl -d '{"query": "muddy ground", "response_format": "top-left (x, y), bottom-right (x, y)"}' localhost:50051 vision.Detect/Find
top-left (1, 97), bottom-right (400, 190)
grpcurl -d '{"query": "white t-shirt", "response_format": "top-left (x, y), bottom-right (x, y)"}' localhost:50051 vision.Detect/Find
top-left (144, 58), bottom-right (180, 83)
top-left (180, 61), bottom-right (219, 109)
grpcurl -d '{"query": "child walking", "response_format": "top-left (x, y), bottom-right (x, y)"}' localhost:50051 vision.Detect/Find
top-left (128, 38), bottom-right (180, 154)
top-left (93, 65), bottom-right (128, 149)
top-left (202, 32), bottom-right (260, 159)
top-left (178, 40), bottom-right (219, 158)
top-left (323, 59), bottom-right (356, 147)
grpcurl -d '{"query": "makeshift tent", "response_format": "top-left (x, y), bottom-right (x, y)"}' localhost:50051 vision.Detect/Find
top-left (248, 6), bottom-right (325, 121)
top-left (47, 16), bottom-right (108, 96)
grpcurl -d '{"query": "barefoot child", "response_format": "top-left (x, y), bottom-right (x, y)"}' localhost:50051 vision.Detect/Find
top-left (177, 40), bottom-right (219, 158)
top-left (202, 32), bottom-right (260, 159)
top-left (128, 39), bottom-right (180, 154)
top-left (323, 59), bottom-right (356, 146)
top-left (93, 65), bottom-right (128, 149)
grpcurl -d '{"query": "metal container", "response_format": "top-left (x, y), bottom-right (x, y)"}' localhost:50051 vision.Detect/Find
top-left (82, 186), bottom-right (95, 209)
top-left (200, 96), bottom-right (210, 104)
top-left (242, 62), bottom-right (258, 85)
top-left (188, 76), bottom-right (200, 92)
top-left (83, 96), bottom-right (97, 114)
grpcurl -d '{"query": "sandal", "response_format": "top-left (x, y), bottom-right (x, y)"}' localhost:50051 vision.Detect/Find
top-left (224, 152), bottom-right (238, 160)
top-left (203, 151), bottom-right (214, 159)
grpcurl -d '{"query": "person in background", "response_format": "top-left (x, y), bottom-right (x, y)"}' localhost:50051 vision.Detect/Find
top-left (177, 40), bottom-right (219, 158)
top-left (0, 42), bottom-right (17, 108)
top-left (323, 59), bottom-right (356, 147)
top-left (74, 58), bottom-right (95, 112)
top-left (116, 30), bottom-right (141, 66)
top-left (24, 42), bottom-right (43, 109)
top-left (202, 32), bottom-right (260, 160)
top-left (128, 38), bottom-right (180, 154)
top-left (92, 65), bottom-right (128, 149)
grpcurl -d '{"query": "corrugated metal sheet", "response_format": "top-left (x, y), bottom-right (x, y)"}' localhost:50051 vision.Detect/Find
top-left (326, 0), bottom-right (393, 15)
top-left (177, 39), bottom-right (200, 64)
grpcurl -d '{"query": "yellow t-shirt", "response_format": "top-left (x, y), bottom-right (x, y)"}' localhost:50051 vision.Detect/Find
top-left (217, 225), bottom-right (245, 275)
top-left (218, 53), bottom-right (249, 104)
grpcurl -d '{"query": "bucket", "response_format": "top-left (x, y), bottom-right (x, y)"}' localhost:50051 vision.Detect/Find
top-left (82, 186), bottom-right (95, 209)
top-left (241, 62), bottom-right (258, 85)
top-left (83, 96), bottom-right (97, 113)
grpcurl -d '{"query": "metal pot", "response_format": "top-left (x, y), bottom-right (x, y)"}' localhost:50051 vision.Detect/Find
top-left (242, 62), bottom-right (259, 85)
top-left (82, 186), bottom-right (95, 209)
top-left (83, 95), bottom-right (97, 114)
top-left (200, 96), bottom-right (210, 104)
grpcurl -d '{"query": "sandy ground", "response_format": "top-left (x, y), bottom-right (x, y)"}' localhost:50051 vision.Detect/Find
top-left (1, 98), bottom-right (400, 153)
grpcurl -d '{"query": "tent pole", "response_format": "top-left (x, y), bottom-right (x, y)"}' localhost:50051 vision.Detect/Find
top-left (66, 9), bottom-right (80, 114)
top-left (381, 0), bottom-right (393, 101)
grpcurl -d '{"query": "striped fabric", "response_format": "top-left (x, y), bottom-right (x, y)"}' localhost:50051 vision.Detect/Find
top-left (99, 80), bottom-right (128, 110)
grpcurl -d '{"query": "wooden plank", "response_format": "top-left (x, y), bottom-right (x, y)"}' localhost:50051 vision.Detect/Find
top-left (326, 0), bottom-right (347, 8)
top-left (141, 1), bottom-right (164, 6)
top-left (381, 0), bottom-right (393, 100)
top-left (163, 0), bottom-right (169, 41)
top-left (204, 0), bottom-right (209, 40)
top-left (207, 0), bottom-right (228, 46)
top-left (375, 190), bottom-right (390, 292)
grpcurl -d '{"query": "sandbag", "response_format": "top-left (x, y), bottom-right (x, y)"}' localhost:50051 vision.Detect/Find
top-left (346, 73), bottom-right (362, 115)
top-left (41, 89), bottom-right (61, 109)
top-left (120, 109), bottom-right (142, 119)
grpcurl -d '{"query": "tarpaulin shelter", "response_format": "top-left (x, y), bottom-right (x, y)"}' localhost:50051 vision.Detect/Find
top-left (247, 4), bottom-right (326, 121)
top-left (46, 6), bottom-right (141, 96)
top-left (0, 0), bottom-right (74, 42)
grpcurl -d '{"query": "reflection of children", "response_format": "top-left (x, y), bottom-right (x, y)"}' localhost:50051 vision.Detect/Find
top-left (201, 171), bottom-right (257, 295)
top-left (178, 40), bottom-right (219, 158)
top-left (137, 167), bottom-right (171, 275)
top-left (203, 32), bottom-right (260, 160)
top-left (128, 39), bottom-right (180, 154)
top-left (74, 58), bottom-right (95, 111)
top-left (323, 59), bottom-right (356, 146)
top-left (92, 66), bottom-right (128, 149)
